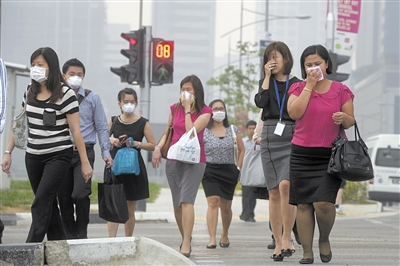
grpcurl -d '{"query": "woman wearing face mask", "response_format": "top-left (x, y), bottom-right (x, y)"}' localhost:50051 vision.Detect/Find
top-left (151, 75), bottom-right (212, 258)
top-left (202, 99), bottom-right (245, 250)
top-left (1, 47), bottom-right (93, 243)
top-left (287, 45), bottom-right (354, 264)
top-left (254, 41), bottom-right (301, 261)
top-left (107, 88), bottom-right (156, 237)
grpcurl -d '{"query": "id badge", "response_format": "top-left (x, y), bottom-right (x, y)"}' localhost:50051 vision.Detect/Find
top-left (274, 120), bottom-right (285, 136)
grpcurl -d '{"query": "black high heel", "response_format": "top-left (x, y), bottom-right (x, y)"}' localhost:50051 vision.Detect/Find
top-left (299, 258), bottom-right (314, 264)
top-left (180, 246), bottom-right (191, 258)
top-left (281, 249), bottom-right (293, 257)
top-left (271, 254), bottom-right (284, 261)
top-left (219, 241), bottom-right (230, 248)
top-left (320, 251), bottom-right (332, 263)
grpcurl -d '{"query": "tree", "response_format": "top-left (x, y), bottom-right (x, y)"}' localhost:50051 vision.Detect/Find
top-left (207, 41), bottom-right (261, 131)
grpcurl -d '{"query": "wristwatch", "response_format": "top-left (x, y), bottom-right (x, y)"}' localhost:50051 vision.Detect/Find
top-left (4, 150), bottom-right (11, 155)
top-left (136, 141), bottom-right (141, 149)
top-left (185, 112), bottom-right (191, 115)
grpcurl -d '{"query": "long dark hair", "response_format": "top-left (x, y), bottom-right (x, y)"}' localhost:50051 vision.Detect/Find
top-left (28, 47), bottom-right (65, 103)
top-left (179, 75), bottom-right (205, 114)
top-left (207, 99), bottom-right (230, 129)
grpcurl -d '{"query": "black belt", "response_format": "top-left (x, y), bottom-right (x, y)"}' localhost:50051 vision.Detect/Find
top-left (73, 144), bottom-right (94, 151)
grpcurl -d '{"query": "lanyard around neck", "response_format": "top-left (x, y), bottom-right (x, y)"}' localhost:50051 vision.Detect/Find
top-left (273, 75), bottom-right (290, 119)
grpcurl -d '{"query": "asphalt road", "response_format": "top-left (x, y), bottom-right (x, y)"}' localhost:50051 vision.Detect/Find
top-left (2, 206), bottom-right (399, 266)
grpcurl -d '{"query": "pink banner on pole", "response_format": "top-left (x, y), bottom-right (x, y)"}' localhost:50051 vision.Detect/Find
top-left (337, 0), bottom-right (361, 33)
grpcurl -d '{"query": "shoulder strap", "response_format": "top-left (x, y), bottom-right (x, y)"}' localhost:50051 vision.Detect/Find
top-left (109, 116), bottom-right (117, 137)
top-left (169, 103), bottom-right (180, 126)
top-left (230, 125), bottom-right (237, 144)
top-left (77, 89), bottom-right (92, 104)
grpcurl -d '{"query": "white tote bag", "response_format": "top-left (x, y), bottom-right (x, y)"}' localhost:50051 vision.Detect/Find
top-left (240, 145), bottom-right (267, 187)
top-left (167, 127), bottom-right (201, 164)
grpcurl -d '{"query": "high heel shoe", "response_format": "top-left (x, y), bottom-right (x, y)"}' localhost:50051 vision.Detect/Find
top-left (281, 249), bottom-right (293, 257)
top-left (271, 254), bottom-right (284, 261)
top-left (219, 241), bottom-right (230, 248)
top-left (320, 251), bottom-right (332, 263)
top-left (281, 239), bottom-right (296, 257)
top-left (181, 246), bottom-right (192, 258)
top-left (299, 258), bottom-right (314, 264)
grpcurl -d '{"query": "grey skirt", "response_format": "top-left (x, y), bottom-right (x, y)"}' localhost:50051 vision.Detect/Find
top-left (165, 160), bottom-right (206, 207)
top-left (260, 119), bottom-right (295, 190)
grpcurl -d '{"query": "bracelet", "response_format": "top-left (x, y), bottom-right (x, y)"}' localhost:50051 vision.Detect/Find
top-left (155, 145), bottom-right (161, 150)
top-left (4, 150), bottom-right (11, 155)
top-left (185, 111), bottom-right (191, 115)
top-left (303, 87), bottom-right (312, 93)
top-left (136, 141), bottom-right (141, 149)
top-left (237, 167), bottom-right (241, 171)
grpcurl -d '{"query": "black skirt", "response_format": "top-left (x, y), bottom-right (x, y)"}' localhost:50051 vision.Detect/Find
top-left (202, 163), bottom-right (240, 200)
top-left (289, 144), bottom-right (341, 205)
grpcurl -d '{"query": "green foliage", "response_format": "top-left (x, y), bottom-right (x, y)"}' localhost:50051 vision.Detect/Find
top-left (342, 181), bottom-right (368, 204)
top-left (207, 41), bottom-right (261, 129)
top-left (0, 180), bottom-right (163, 211)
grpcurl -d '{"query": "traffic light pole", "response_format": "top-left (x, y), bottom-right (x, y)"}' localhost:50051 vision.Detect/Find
top-left (140, 26), bottom-right (152, 120)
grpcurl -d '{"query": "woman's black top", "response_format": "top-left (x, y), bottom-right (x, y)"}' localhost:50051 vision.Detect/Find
top-left (254, 75), bottom-right (301, 121)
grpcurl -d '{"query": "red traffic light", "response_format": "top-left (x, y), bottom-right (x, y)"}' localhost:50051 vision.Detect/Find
top-left (129, 38), bottom-right (137, 46)
top-left (154, 41), bottom-right (174, 59)
top-left (121, 32), bottom-right (139, 47)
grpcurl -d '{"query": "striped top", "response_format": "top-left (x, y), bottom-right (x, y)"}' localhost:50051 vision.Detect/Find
top-left (23, 85), bottom-right (79, 155)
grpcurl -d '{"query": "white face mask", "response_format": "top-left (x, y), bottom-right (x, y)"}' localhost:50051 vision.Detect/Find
top-left (122, 103), bottom-right (136, 114)
top-left (212, 111), bottom-right (226, 122)
top-left (181, 91), bottom-right (194, 103)
top-left (30, 66), bottom-right (48, 83)
top-left (67, 76), bottom-right (83, 89)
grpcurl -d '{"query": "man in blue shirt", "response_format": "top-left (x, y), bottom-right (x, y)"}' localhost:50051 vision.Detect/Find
top-left (239, 120), bottom-right (258, 222)
top-left (58, 58), bottom-right (113, 239)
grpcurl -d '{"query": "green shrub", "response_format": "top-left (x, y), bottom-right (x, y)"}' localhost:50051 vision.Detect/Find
top-left (342, 181), bottom-right (368, 204)
top-left (0, 180), bottom-right (163, 211)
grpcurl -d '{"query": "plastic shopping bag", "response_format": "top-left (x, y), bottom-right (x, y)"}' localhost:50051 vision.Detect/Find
top-left (167, 127), bottom-right (200, 164)
top-left (111, 147), bottom-right (140, 176)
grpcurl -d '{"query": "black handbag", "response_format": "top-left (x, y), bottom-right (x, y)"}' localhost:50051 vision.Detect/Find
top-left (98, 167), bottom-right (129, 223)
top-left (327, 122), bottom-right (374, 181)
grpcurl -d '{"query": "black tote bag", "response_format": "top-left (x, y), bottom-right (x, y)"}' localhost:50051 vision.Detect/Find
top-left (98, 167), bottom-right (129, 223)
top-left (327, 122), bottom-right (374, 182)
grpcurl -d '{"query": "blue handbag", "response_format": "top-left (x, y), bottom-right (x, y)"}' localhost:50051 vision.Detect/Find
top-left (111, 147), bottom-right (140, 176)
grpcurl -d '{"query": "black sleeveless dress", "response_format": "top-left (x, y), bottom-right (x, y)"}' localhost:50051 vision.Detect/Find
top-left (111, 116), bottom-right (149, 201)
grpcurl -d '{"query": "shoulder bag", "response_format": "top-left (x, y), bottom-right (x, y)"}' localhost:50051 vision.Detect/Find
top-left (240, 144), bottom-right (267, 187)
top-left (13, 86), bottom-right (29, 150)
top-left (327, 121), bottom-right (374, 181)
top-left (230, 125), bottom-right (238, 164)
top-left (160, 103), bottom-right (180, 159)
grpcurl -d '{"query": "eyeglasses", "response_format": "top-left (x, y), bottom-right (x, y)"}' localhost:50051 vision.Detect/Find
top-left (212, 107), bottom-right (225, 112)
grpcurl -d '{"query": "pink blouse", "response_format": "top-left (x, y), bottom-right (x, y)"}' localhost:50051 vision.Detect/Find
top-left (288, 81), bottom-right (354, 148)
top-left (169, 103), bottom-right (212, 163)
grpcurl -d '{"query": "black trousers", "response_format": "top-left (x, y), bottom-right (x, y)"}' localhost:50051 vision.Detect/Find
top-left (241, 185), bottom-right (257, 219)
top-left (58, 148), bottom-right (95, 239)
top-left (25, 148), bottom-right (73, 243)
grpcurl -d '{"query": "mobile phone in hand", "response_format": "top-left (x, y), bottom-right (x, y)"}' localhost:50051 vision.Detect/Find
top-left (118, 134), bottom-right (128, 143)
